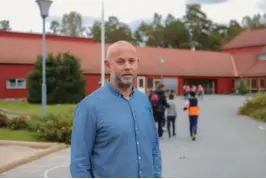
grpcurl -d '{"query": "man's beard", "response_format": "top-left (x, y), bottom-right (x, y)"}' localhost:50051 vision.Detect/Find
top-left (113, 73), bottom-right (135, 90)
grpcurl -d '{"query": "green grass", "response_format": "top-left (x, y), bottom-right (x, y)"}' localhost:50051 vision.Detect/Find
top-left (0, 101), bottom-right (76, 115)
top-left (0, 128), bottom-right (40, 142)
top-left (238, 93), bottom-right (266, 122)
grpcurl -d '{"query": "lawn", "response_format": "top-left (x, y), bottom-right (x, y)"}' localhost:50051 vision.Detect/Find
top-left (0, 128), bottom-right (40, 142)
top-left (0, 100), bottom-right (77, 115)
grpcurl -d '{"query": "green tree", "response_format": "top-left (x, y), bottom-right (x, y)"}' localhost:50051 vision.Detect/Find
top-left (27, 52), bottom-right (86, 104)
top-left (50, 20), bottom-right (61, 34)
top-left (163, 14), bottom-right (190, 48)
top-left (61, 11), bottom-right (86, 37)
top-left (134, 13), bottom-right (189, 48)
top-left (242, 14), bottom-right (266, 30)
top-left (0, 20), bottom-right (11, 31)
top-left (90, 16), bottom-right (133, 43)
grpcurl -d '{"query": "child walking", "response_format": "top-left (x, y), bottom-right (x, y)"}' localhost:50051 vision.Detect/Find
top-left (166, 94), bottom-right (177, 138)
top-left (183, 91), bottom-right (200, 141)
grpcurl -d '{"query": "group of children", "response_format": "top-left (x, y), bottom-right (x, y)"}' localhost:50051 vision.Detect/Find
top-left (183, 84), bottom-right (204, 100)
top-left (150, 87), bottom-right (200, 141)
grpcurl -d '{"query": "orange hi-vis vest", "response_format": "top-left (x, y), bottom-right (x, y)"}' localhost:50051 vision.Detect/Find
top-left (184, 98), bottom-right (200, 116)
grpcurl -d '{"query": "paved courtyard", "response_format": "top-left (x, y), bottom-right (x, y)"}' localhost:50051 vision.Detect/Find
top-left (1, 95), bottom-right (266, 178)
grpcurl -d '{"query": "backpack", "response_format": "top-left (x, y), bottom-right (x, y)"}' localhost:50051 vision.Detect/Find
top-left (149, 93), bottom-right (159, 109)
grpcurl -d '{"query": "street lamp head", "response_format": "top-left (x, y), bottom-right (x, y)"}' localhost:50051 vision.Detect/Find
top-left (36, 0), bottom-right (52, 18)
top-left (160, 57), bottom-right (165, 64)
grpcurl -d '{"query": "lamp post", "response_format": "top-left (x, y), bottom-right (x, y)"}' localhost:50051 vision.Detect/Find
top-left (101, 0), bottom-right (105, 87)
top-left (36, 0), bottom-right (52, 115)
top-left (160, 57), bottom-right (165, 82)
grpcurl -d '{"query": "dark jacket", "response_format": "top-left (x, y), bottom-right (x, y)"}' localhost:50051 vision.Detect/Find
top-left (149, 90), bottom-right (169, 113)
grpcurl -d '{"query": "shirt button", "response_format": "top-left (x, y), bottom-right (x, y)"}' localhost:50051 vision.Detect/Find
top-left (139, 171), bottom-right (142, 174)
top-left (135, 127), bottom-right (138, 130)
top-left (137, 141), bottom-right (139, 145)
top-left (138, 156), bottom-right (141, 160)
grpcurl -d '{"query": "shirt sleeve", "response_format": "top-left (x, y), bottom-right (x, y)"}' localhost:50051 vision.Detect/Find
top-left (70, 100), bottom-right (97, 178)
top-left (147, 98), bottom-right (162, 178)
top-left (152, 126), bottom-right (162, 178)
top-left (184, 99), bottom-right (189, 108)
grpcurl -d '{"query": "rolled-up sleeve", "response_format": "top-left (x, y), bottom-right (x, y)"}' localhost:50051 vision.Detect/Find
top-left (70, 101), bottom-right (96, 178)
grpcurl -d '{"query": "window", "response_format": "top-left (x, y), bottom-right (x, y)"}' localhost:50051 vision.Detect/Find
top-left (138, 79), bottom-right (144, 88)
top-left (251, 79), bottom-right (257, 88)
top-left (6, 79), bottom-right (26, 89)
top-left (147, 78), bottom-right (153, 89)
top-left (257, 54), bottom-right (266, 61)
top-left (259, 79), bottom-right (265, 91)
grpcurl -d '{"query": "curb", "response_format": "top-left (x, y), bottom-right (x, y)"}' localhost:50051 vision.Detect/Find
top-left (0, 141), bottom-right (68, 174)
top-left (0, 140), bottom-right (60, 149)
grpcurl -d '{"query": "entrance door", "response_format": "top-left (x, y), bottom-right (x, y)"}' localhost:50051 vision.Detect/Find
top-left (137, 76), bottom-right (146, 94)
top-left (153, 79), bottom-right (161, 90)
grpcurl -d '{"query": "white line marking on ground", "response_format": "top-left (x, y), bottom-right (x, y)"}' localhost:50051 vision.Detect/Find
top-left (44, 166), bottom-right (67, 178)
top-left (258, 125), bottom-right (266, 130)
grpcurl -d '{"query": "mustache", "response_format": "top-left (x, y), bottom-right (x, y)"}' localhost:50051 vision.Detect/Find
top-left (121, 73), bottom-right (134, 76)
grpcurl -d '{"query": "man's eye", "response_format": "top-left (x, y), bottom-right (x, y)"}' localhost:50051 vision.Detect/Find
top-left (129, 59), bottom-right (136, 64)
top-left (117, 61), bottom-right (124, 64)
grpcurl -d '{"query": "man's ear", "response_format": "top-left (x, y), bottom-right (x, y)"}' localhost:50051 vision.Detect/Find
top-left (104, 60), bottom-right (110, 68)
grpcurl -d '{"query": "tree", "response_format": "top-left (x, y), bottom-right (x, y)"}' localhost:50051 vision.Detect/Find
top-left (90, 16), bottom-right (133, 43)
top-left (134, 13), bottom-right (189, 48)
top-left (183, 4), bottom-right (211, 50)
top-left (50, 20), bottom-right (61, 34)
top-left (27, 52), bottom-right (86, 104)
top-left (0, 20), bottom-right (11, 31)
top-left (163, 14), bottom-right (190, 48)
top-left (61, 11), bottom-right (86, 37)
top-left (242, 14), bottom-right (266, 30)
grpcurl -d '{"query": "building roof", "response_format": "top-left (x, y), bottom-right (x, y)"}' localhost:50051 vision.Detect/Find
top-left (0, 31), bottom-right (237, 77)
top-left (233, 52), bottom-right (266, 77)
top-left (223, 28), bottom-right (266, 50)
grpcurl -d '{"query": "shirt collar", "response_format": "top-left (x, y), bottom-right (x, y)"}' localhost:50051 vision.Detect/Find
top-left (105, 79), bottom-right (135, 97)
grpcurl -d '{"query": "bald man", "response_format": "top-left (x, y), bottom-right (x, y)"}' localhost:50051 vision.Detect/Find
top-left (70, 41), bottom-right (162, 178)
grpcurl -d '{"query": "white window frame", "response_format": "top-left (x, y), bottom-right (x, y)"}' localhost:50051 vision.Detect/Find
top-left (6, 78), bottom-right (26, 89)
top-left (258, 54), bottom-right (266, 61)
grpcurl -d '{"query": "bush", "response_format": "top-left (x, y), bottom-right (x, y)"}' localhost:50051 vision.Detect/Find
top-left (6, 114), bottom-right (29, 130)
top-left (28, 113), bottom-right (73, 144)
top-left (238, 93), bottom-right (266, 122)
top-left (236, 79), bottom-right (249, 95)
top-left (27, 52), bottom-right (86, 104)
top-left (0, 112), bottom-right (8, 127)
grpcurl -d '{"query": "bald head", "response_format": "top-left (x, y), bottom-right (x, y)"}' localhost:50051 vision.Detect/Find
top-left (104, 40), bottom-right (139, 91)
top-left (106, 41), bottom-right (137, 62)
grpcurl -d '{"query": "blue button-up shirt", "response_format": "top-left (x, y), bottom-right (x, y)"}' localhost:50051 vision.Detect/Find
top-left (70, 81), bottom-right (162, 178)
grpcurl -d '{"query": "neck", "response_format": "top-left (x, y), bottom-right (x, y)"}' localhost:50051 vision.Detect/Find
top-left (110, 79), bottom-right (132, 97)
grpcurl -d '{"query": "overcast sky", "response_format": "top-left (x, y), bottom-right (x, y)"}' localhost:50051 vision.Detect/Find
top-left (0, 0), bottom-right (265, 33)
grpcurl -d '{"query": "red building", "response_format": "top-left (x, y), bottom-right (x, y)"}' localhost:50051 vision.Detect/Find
top-left (0, 29), bottom-right (265, 99)
top-left (223, 28), bottom-right (266, 93)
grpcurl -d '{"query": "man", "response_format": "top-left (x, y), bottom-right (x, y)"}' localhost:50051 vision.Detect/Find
top-left (70, 41), bottom-right (162, 178)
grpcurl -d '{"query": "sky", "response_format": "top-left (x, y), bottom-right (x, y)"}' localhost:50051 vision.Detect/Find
top-left (0, 0), bottom-right (266, 33)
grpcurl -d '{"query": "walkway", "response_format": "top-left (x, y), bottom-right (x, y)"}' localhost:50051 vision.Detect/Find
top-left (1, 95), bottom-right (266, 178)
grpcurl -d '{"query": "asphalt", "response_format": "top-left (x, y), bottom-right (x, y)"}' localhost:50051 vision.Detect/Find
top-left (1, 95), bottom-right (266, 178)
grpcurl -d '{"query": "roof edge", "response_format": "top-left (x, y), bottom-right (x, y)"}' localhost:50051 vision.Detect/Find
top-left (0, 30), bottom-right (96, 43)
top-left (222, 44), bottom-right (266, 50)
top-left (230, 55), bottom-right (239, 77)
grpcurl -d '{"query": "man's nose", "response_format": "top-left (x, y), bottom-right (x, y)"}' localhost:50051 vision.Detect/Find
top-left (124, 61), bottom-right (131, 69)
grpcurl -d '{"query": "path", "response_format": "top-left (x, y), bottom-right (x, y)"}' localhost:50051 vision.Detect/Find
top-left (1, 95), bottom-right (266, 178)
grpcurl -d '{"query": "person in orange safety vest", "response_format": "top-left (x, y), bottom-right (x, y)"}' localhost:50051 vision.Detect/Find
top-left (183, 91), bottom-right (200, 141)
